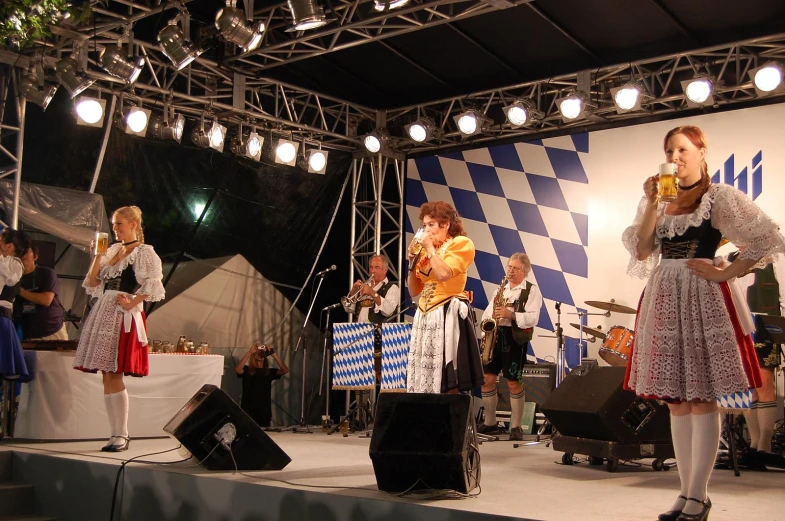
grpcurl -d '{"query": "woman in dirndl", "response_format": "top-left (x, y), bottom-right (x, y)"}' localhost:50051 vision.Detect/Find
top-left (0, 229), bottom-right (32, 381)
top-left (74, 206), bottom-right (165, 452)
top-left (406, 201), bottom-right (484, 394)
top-left (622, 125), bottom-right (785, 521)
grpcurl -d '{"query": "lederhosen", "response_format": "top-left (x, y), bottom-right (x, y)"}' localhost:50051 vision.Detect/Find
top-left (364, 281), bottom-right (394, 383)
top-left (748, 264), bottom-right (783, 369)
top-left (484, 281), bottom-right (534, 381)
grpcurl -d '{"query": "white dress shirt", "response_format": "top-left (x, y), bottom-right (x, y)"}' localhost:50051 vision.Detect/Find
top-left (356, 277), bottom-right (401, 323)
top-left (481, 278), bottom-right (543, 330)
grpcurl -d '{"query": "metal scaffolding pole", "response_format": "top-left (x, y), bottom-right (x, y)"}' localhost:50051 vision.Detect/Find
top-left (0, 66), bottom-right (24, 229)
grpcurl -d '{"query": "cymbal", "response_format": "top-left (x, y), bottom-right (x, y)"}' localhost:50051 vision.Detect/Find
top-left (570, 323), bottom-right (606, 340)
top-left (585, 300), bottom-right (637, 314)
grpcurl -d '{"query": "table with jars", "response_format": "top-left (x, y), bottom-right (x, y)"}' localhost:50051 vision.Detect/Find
top-left (15, 337), bottom-right (223, 440)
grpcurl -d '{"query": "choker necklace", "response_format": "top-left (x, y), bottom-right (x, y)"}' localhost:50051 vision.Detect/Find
top-left (679, 179), bottom-right (702, 190)
top-left (122, 240), bottom-right (139, 246)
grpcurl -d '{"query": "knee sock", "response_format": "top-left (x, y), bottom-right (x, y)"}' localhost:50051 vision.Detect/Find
top-left (684, 410), bottom-right (720, 515)
top-left (481, 389), bottom-right (498, 426)
top-left (757, 401), bottom-right (777, 452)
top-left (509, 391), bottom-right (525, 429)
top-left (744, 405), bottom-right (760, 450)
top-left (668, 414), bottom-right (692, 512)
top-left (110, 389), bottom-right (129, 439)
top-left (103, 394), bottom-right (116, 439)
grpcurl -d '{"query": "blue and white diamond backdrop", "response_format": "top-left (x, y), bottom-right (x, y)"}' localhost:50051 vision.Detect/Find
top-left (380, 323), bottom-right (411, 392)
top-left (405, 103), bottom-right (785, 370)
top-left (332, 322), bottom-right (375, 390)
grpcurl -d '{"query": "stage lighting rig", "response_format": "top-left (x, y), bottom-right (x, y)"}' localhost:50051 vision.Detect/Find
top-left (150, 110), bottom-right (186, 143)
top-left (19, 74), bottom-right (57, 110)
top-left (55, 55), bottom-right (93, 98)
top-left (363, 129), bottom-right (389, 153)
top-left (373, 0), bottom-right (410, 11)
top-left (681, 75), bottom-right (714, 107)
top-left (231, 124), bottom-right (264, 161)
top-left (749, 62), bottom-right (784, 96)
top-left (405, 118), bottom-right (441, 143)
top-left (286, 0), bottom-right (333, 31)
top-left (216, 2), bottom-right (265, 52)
top-left (453, 109), bottom-right (491, 137)
top-left (307, 149), bottom-right (328, 174)
top-left (502, 99), bottom-right (542, 128)
top-left (123, 106), bottom-right (152, 136)
top-left (99, 46), bottom-right (144, 84)
top-left (74, 96), bottom-right (106, 127)
top-left (192, 117), bottom-right (227, 152)
top-left (556, 90), bottom-right (590, 121)
top-left (158, 11), bottom-right (204, 70)
top-left (275, 138), bottom-right (299, 165)
top-left (610, 82), bottom-right (648, 113)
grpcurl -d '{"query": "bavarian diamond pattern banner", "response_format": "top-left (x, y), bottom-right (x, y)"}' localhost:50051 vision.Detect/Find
top-left (332, 322), bottom-right (375, 390)
top-left (717, 390), bottom-right (754, 409)
top-left (381, 323), bottom-right (411, 392)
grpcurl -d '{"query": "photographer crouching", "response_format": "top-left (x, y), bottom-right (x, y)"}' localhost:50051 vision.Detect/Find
top-left (234, 343), bottom-right (289, 428)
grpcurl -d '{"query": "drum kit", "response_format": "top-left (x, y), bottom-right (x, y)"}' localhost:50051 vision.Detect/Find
top-left (571, 299), bottom-right (636, 367)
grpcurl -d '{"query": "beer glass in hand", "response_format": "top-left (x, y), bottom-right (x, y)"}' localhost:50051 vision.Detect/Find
top-left (658, 163), bottom-right (678, 202)
top-left (94, 232), bottom-right (109, 255)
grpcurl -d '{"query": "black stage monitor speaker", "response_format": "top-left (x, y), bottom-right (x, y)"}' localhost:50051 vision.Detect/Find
top-left (164, 384), bottom-right (291, 471)
top-left (540, 366), bottom-right (671, 443)
top-left (369, 393), bottom-right (480, 494)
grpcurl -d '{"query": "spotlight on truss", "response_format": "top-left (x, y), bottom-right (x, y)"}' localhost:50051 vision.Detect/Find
top-left (55, 56), bottom-right (94, 98)
top-left (215, 3), bottom-right (265, 52)
top-left (192, 119), bottom-right (227, 152)
top-left (749, 61), bottom-right (784, 97)
top-left (681, 75), bottom-right (714, 107)
top-left (99, 46), bottom-right (144, 84)
top-left (363, 129), bottom-right (389, 153)
top-left (453, 109), bottom-right (491, 137)
top-left (556, 90), bottom-right (590, 121)
top-left (286, 0), bottom-right (333, 31)
top-left (373, 0), bottom-right (410, 11)
top-left (502, 99), bottom-right (543, 128)
top-left (124, 106), bottom-right (152, 136)
top-left (405, 118), bottom-right (442, 143)
top-left (609, 82), bottom-right (647, 113)
top-left (74, 96), bottom-right (106, 127)
top-left (150, 113), bottom-right (186, 143)
top-left (307, 149), bottom-right (328, 174)
top-left (231, 130), bottom-right (264, 161)
top-left (158, 16), bottom-right (204, 70)
top-left (19, 75), bottom-right (57, 110)
top-left (275, 138), bottom-right (299, 165)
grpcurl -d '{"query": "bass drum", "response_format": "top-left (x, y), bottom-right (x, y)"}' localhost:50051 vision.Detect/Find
top-left (599, 326), bottom-right (634, 367)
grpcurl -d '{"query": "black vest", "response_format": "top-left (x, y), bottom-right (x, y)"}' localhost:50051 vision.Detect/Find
top-left (366, 281), bottom-right (395, 324)
top-left (510, 281), bottom-right (534, 345)
top-left (747, 264), bottom-right (781, 316)
top-left (104, 264), bottom-right (140, 294)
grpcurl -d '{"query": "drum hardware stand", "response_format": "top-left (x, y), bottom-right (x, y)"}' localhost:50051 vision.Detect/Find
top-left (291, 269), bottom-right (333, 433)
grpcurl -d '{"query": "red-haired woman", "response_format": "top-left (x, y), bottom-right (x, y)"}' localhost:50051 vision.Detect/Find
top-left (623, 125), bottom-right (785, 521)
top-left (406, 201), bottom-right (483, 394)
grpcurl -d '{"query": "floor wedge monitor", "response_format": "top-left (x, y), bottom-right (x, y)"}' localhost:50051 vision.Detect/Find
top-left (164, 384), bottom-right (291, 471)
top-left (369, 393), bottom-right (480, 494)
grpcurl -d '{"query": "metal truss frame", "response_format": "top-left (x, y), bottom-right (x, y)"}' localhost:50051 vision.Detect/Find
top-left (0, 68), bottom-right (25, 229)
top-left (348, 155), bottom-right (405, 319)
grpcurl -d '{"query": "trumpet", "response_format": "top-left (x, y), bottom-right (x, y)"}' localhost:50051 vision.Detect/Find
top-left (341, 276), bottom-right (377, 310)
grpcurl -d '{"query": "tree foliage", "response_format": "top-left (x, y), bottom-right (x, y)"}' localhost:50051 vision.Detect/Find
top-left (0, 0), bottom-right (94, 49)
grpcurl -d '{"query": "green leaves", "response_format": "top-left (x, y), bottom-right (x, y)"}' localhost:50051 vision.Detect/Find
top-left (0, 0), bottom-right (94, 49)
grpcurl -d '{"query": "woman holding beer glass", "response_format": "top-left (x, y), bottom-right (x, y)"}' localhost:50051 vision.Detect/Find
top-left (74, 206), bottom-right (165, 452)
top-left (406, 201), bottom-right (483, 394)
top-left (623, 126), bottom-right (785, 521)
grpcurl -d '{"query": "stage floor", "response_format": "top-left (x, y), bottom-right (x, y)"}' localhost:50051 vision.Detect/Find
top-left (2, 430), bottom-right (784, 521)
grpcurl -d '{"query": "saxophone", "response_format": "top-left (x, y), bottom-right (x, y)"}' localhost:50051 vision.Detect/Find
top-left (481, 276), bottom-right (507, 365)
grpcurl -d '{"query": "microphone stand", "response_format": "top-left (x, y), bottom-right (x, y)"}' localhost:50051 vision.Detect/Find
top-left (291, 272), bottom-right (328, 433)
top-left (319, 307), bottom-right (334, 431)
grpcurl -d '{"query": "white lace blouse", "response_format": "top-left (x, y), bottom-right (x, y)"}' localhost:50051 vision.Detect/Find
top-left (82, 243), bottom-right (166, 302)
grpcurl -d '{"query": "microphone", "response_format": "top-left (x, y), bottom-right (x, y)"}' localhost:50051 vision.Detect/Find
top-left (323, 302), bottom-right (342, 311)
top-left (316, 265), bottom-right (337, 276)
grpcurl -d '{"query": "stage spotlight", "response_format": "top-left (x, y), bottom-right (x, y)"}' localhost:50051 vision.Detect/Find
top-left (749, 62), bottom-right (784, 96)
top-left (124, 106), bottom-right (151, 136)
top-left (405, 118), bottom-right (441, 143)
top-left (555, 91), bottom-right (590, 121)
top-left (150, 113), bottom-right (186, 143)
top-left (158, 18), bottom-right (204, 70)
top-left (231, 131), bottom-right (264, 161)
top-left (74, 96), bottom-right (106, 127)
top-left (363, 129), bottom-right (388, 153)
top-left (502, 99), bottom-right (542, 128)
top-left (373, 0), bottom-right (410, 11)
top-left (55, 56), bottom-right (94, 98)
top-left (453, 110), bottom-right (490, 136)
top-left (286, 0), bottom-right (333, 31)
top-left (99, 46), bottom-right (144, 84)
top-left (215, 5), bottom-right (265, 52)
top-left (192, 120), bottom-right (227, 152)
top-left (610, 82), bottom-right (646, 113)
top-left (681, 75), bottom-right (714, 107)
top-left (307, 149), bottom-right (328, 174)
top-left (19, 75), bottom-right (57, 110)
top-left (275, 139), bottom-right (299, 165)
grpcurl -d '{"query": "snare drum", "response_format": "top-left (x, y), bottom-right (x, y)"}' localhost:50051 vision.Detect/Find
top-left (599, 326), bottom-right (634, 367)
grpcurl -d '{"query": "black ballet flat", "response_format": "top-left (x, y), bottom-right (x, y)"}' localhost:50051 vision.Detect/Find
top-left (101, 437), bottom-right (116, 452)
top-left (676, 497), bottom-right (711, 521)
top-left (106, 436), bottom-right (130, 452)
top-left (658, 495), bottom-right (687, 521)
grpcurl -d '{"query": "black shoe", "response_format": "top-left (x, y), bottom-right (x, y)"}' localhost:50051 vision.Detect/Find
top-left (107, 436), bottom-right (130, 452)
top-left (657, 495), bottom-right (687, 521)
top-left (509, 427), bottom-right (524, 441)
top-left (478, 424), bottom-right (501, 435)
top-left (676, 497), bottom-right (711, 521)
top-left (100, 437), bottom-right (116, 452)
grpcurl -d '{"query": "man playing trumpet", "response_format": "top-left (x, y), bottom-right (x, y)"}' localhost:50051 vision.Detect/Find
top-left (479, 253), bottom-right (542, 440)
top-left (344, 255), bottom-right (400, 325)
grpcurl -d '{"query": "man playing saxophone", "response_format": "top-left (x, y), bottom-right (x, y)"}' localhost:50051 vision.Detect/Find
top-left (479, 253), bottom-right (542, 440)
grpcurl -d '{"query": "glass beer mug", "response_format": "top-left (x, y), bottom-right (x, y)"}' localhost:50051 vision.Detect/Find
top-left (94, 232), bottom-right (109, 255)
top-left (658, 163), bottom-right (679, 203)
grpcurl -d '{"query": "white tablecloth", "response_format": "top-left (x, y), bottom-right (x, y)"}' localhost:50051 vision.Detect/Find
top-left (15, 352), bottom-right (224, 440)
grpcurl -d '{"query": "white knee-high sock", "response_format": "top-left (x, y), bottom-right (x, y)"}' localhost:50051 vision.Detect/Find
top-left (684, 410), bottom-right (720, 515)
top-left (757, 401), bottom-right (777, 452)
top-left (104, 394), bottom-right (117, 439)
top-left (482, 389), bottom-right (498, 426)
top-left (509, 391), bottom-right (525, 429)
top-left (668, 414), bottom-right (692, 512)
top-left (744, 405), bottom-right (760, 450)
top-left (110, 389), bottom-right (129, 439)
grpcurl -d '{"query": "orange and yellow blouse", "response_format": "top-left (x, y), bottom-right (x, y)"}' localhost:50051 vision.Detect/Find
top-left (414, 235), bottom-right (476, 313)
